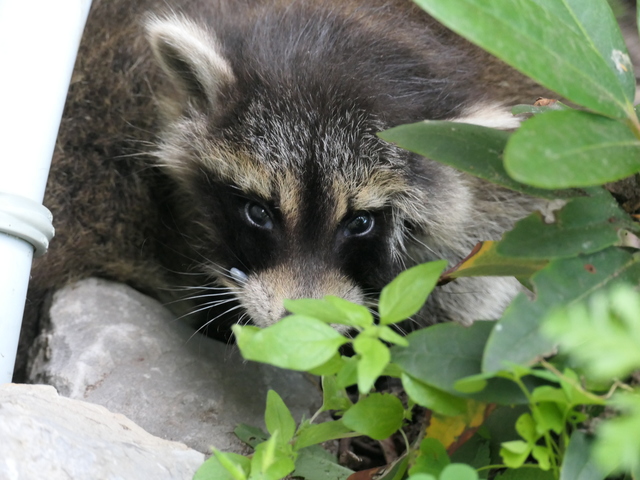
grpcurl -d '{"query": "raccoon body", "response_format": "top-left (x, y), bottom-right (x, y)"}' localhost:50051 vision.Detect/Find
top-left (23, 0), bottom-right (546, 376)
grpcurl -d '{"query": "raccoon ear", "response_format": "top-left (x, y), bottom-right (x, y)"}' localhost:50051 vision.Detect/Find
top-left (145, 15), bottom-right (234, 112)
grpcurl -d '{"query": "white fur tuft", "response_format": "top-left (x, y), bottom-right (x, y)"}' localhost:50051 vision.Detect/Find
top-left (451, 102), bottom-right (522, 130)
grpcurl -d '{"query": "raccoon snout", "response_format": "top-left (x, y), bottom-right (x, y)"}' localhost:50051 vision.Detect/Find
top-left (237, 265), bottom-right (364, 328)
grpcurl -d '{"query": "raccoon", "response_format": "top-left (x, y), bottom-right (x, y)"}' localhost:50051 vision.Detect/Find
top-left (20, 0), bottom-right (546, 378)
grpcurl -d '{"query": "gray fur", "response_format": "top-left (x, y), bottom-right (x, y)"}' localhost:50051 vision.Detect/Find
top-left (19, 0), bottom-right (547, 379)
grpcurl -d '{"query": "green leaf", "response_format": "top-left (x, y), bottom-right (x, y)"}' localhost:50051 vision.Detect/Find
top-left (483, 248), bottom-right (640, 372)
top-left (379, 121), bottom-right (578, 200)
top-left (439, 463), bottom-right (479, 480)
top-left (402, 373), bottom-right (467, 415)
top-left (450, 436), bottom-right (490, 479)
top-left (376, 455), bottom-right (411, 480)
top-left (335, 356), bottom-right (358, 389)
top-left (354, 336), bottom-right (391, 394)
top-left (265, 390), bottom-right (296, 443)
top-left (515, 413), bottom-right (538, 444)
top-left (500, 440), bottom-right (532, 469)
top-left (251, 436), bottom-right (296, 480)
top-left (453, 373), bottom-right (490, 394)
top-left (564, 0), bottom-right (636, 99)
top-left (341, 393), bottom-right (404, 440)
top-left (234, 424), bottom-right (268, 449)
top-left (407, 475), bottom-right (437, 480)
top-left (401, 373), bottom-right (468, 416)
top-left (294, 420), bottom-right (355, 450)
top-left (292, 445), bottom-right (354, 480)
top-left (531, 445), bottom-right (551, 471)
top-left (378, 326), bottom-right (409, 347)
top-left (543, 284), bottom-right (640, 381)
top-left (233, 316), bottom-right (348, 371)
top-left (413, 0), bottom-right (635, 118)
top-left (556, 370), bottom-right (606, 407)
top-left (561, 431), bottom-right (608, 480)
top-left (483, 405), bottom-right (529, 463)
top-left (320, 375), bottom-right (352, 413)
top-left (194, 451), bottom-right (250, 480)
top-left (531, 385), bottom-right (570, 406)
top-left (512, 102), bottom-right (569, 115)
top-left (497, 191), bottom-right (633, 260)
top-left (505, 111), bottom-right (640, 188)
top-left (392, 322), bottom-right (529, 404)
top-left (532, 402), bottom-right (565, 435)
top-left (308, 353), bottom-right (346, 376)
top-left (494, 469), bottom-right (555, 480)
top-left (378, 260), bottom-right (447, 325)
top-left (409, 438), bottom-right (450, 478)
top-left (284, 296), bottom-right (373, 328)
top-left (283, 298), bottom-right (351, 326)
top-left (325, 295), bottom-right (374, 328)
top-left (442, 241), bottom-right (548, 281)
top-left (382, 362), bottom-right (404, 379)
top-left (594, 392), bottom-right (640, 475)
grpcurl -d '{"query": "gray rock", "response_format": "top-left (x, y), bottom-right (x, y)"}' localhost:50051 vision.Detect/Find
top-left (0, 383), bottom-right (204, 480)
top-left (28, 278), bottom-right (322, 454)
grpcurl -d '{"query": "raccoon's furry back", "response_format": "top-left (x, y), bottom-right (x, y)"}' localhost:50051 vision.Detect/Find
top-left (21, 0), bottom-right (548, 379)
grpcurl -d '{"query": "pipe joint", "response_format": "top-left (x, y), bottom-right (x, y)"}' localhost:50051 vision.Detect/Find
top-left (0, 193), bottom-right (54, 257)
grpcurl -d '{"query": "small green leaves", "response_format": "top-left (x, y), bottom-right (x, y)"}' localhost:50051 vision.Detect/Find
top-left (194, 451), bottom-right (250, 480)
top-left (353, 335), bottom-right (390, 394)
top-left (294, 421), bottom-right (355, 451)
top-left (283, 296), bottom-right (373, 328)
top-left (402, 373), bottom-right (468, 416)
top-left (291, 446), bottom-right (354, 480)
top-left (439, 464), bottom-right (479, 480)
top-left (320, 375), bottom-right (352, 413)
top-left (265, 390), bottom-right (296, 443)
top-left (341, 393), bottom-right (404, 440)
top-left (250, 434), bottom-right (296, 480)
top-left (593, 392), bottom-right (640, 476)
top-left (500, 413), bottom-right (543, 469)
top-left (505, 110), bottom-right (640, 188)
top-left (500, 440), bottom-right (531, 470)
top-left (233, 316), bottom-right (348, 370)
top-left (409, 438), bottom-right (451, 478)
top-left (379, 260), bottom-right (447, 325)
top-left (543, 284), bottom-right (640, 381)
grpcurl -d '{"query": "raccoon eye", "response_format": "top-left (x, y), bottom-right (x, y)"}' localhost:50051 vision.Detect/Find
top-left (244, 201), bottom-right (273, 229)
top-left (344, 212), bottom-right (374, 237)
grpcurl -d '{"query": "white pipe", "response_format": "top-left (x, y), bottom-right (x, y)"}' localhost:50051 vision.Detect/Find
top-left (0, 0), bottom-right (92, 383)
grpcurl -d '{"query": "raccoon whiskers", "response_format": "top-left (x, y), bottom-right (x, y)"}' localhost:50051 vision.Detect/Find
top-left (175, 294), bottom-right (237, 316)
top-left (164, 289), bottom-right (236, 307)
top-left (190, 304), bottom-right (246, 339)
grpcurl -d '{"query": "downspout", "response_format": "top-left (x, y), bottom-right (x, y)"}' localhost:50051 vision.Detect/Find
top-left (0, 0), bottom-right (92, 383)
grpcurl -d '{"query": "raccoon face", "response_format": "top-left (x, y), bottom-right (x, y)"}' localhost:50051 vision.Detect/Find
top-left (145, 13), bottom-right (492, 328)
